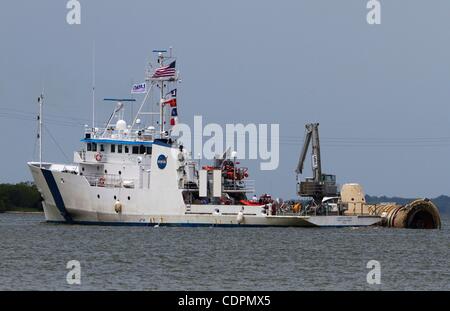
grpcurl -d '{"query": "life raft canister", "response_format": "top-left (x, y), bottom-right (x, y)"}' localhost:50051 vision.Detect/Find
top-left (95, 152), bottom-right (103, 162)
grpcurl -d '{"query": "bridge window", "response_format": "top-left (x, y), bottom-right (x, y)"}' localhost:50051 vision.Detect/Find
top-left (118, 144), bottom-right (122, 153)
top-left (87, 143), bottom-right (92, 151)
top-left (146, 147), bottom-right (152, 154)
top-left (92, 143), bottom-right (97, 152)
top-left (132, 146), bottom-right (139, 154)
top-left (139, 145), bottom-right (146, 154)
top-left (100, 144), bottom-right (105, 152)
top-left (111, 144), bottom-right (116, 153)
top-left (124, 146), bottom-right (129, 153)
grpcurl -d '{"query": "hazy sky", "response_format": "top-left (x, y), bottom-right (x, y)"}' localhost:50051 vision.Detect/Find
top-left (1, 0), bottom-right (450, 199)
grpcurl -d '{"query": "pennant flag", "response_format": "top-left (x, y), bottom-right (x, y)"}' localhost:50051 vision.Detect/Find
top-left (170, 117), bottom-right (178, 126)
top-left (131, 82), bottom-right (147, 94)
top-left (152, 61), bottom-right (176, 78)
top-left (166, 88), bottom-right (177, 98)
top-left (171, 108), bottom-right (178, 117)
top-left (163, 98), bottom-right (177, 107)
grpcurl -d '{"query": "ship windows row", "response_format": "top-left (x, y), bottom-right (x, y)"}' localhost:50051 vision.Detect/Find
top-left (86, 143), bottom-right (152, 155)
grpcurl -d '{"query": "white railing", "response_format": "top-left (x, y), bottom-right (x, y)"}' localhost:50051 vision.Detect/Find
top-left (180, 179), bottom-right (255, 193)
top-left (223, 179), bottom-right (255, 193)
top-left (85, 128), bottom-right (154, 142)
top-left (83, 174), bottom-right (137, 189)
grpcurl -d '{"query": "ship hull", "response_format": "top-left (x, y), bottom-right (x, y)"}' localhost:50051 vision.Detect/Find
top-left (29, 162), bottom-right (381, 228)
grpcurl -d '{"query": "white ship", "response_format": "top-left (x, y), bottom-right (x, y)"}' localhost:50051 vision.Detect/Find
top-left (28, 50), bottom-right (381, 227)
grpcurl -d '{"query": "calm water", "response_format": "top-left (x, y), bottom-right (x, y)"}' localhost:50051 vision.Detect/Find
top-left (0, 212), bottom-right (449, 291)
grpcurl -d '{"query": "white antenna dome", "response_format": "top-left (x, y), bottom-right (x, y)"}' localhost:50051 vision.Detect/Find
top-left (116, 120), bottom-right (127, 131)
top-left (136, 118), bottom-right (141, 125)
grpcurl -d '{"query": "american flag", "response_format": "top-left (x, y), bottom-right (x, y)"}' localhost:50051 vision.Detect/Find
top-left (152, 61), bottom-right (176, 78)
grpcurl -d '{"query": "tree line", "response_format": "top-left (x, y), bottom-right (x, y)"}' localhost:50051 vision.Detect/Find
top-left (0, 182), bottom-right (43, 212)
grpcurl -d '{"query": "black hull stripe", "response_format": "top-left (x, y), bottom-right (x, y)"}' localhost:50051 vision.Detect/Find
top-left (41, 169), bottom-right (73, 223)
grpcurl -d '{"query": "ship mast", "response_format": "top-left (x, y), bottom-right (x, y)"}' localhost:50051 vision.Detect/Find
top-left (92, 41), bottom-right (96, 131)
top-left (158, 52), bottom-right (165, 135)
top-left (37, 93), bottom-right (44, 168)
top-left (151, 49), bottom-right (177, 138)
top-left (127, 49), bottom-right (177, 139)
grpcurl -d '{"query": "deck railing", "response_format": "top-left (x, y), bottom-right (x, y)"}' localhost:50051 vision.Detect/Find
top-left (85, 128), bottom-right (154, 142)
top-left (180, 179), bottom-right (256, 193)
top-left (223, 179), bottom-right (255, 193)
top-left (83, 174), bottom-right (136, 189)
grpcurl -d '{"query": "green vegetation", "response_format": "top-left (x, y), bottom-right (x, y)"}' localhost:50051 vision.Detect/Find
top-left (0, 182), bottom-right (43, 213)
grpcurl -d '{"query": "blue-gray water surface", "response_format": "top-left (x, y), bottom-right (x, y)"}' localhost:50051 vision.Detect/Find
top-left (0, 213), bottom-right (449, 290)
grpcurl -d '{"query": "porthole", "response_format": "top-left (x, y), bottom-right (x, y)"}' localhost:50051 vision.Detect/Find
top-left (119, 171), bottom-right (122, 175)
top-left (105, 169), bottom-right (108, 174)
top-left (128, 196), bottom-right (131, 201)
top-left (97, 194), bottom-right (100, 199)
top-left (114, 195), bottom-right (117, 200)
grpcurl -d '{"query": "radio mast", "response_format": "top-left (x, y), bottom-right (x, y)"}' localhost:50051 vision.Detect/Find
top-left (37, 93), bottom-right (44, 168)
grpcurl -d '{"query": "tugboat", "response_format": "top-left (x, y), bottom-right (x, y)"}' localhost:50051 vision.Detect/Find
top-left (28, 50), bottom-right (381, 227)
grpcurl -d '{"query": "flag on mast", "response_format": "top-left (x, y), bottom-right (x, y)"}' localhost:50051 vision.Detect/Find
top-left (166, 88), bottom-right (177, 98)
top-left (170, 108), bottom-right (178, 126)
top-left (163, 98), bottom-right (177, 107)
top-left (163, 87), bottom-right (178, 125)
top-left (131, 82), bottom-right (147, 94)
top-left (170, 117), bottom-right (178, 126)
top-left (152, 61), bottom-right (176, 78)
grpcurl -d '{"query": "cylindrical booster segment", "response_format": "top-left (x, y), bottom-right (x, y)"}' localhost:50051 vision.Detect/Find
top-left (368, 199), bottom-right (441, 229)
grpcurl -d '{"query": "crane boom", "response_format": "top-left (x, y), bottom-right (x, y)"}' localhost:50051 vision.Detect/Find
top-left (296, 123), bottom-right (322, 181)
top-left (295, 125), bottom-right (312, 174)
top-left (310, 123), bottom-right (322, 181)
top-left (295, 123), bottom-right (337, 203)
